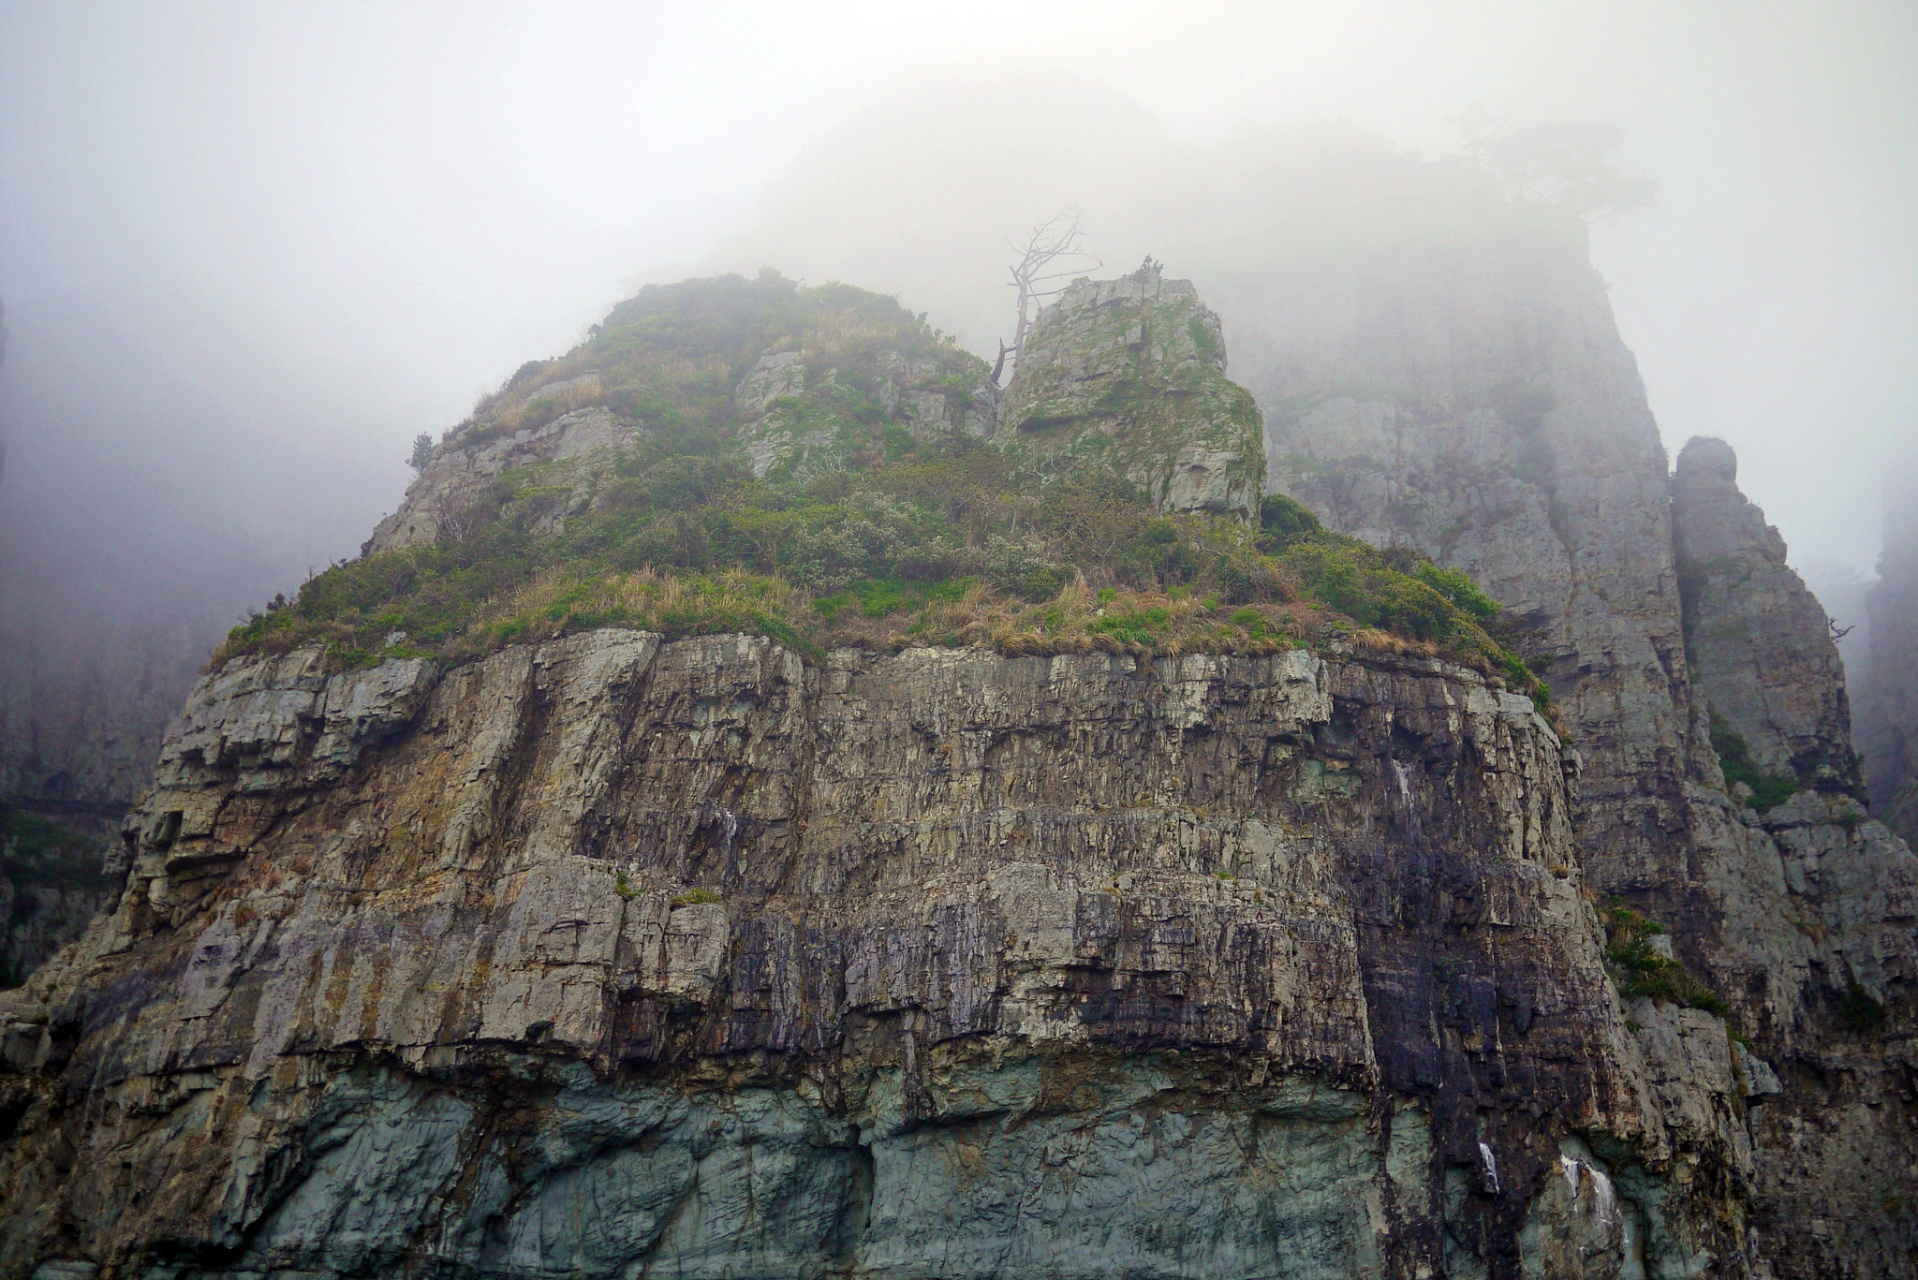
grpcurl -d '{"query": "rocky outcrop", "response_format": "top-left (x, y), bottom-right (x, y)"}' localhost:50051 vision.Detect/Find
top-left (1259, 207), bottom-right (1918, 1275)
top-left (1259, 211), bottom-right (1693, 921)
top-left (0, 220), bottom-right (1909, 1273)
top-left (0, 630), bottom-right (1764, 1278)
top-left (1672, 436), bottom-right (1856, 789)
top-left (734, 347), bottom-right (997, 480)
top-left (1861, 459), bottom-right (1918, 848)
top-left (367, 304), bottom-right (998, 559)
top-left (364, 404), bottom-right (641, 554)
top-left (1002, 263), bottom-right (1263, 519)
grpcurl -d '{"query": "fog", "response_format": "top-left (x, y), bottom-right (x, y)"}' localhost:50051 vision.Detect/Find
top-left (2, 0), bottom-right (1914, 646)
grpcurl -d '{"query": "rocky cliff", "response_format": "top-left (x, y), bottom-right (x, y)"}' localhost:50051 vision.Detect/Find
top-left (1671, 437), bottom-right (1857, 793)
top-left (0, 291), bottom-right (385, 990)
top-left (0, 592), bottom-right (208, 986)
top-left (0, 629), bottom-right (1765, 1278)
top-left (1, 234), bottom-right (1913, 1278)
top-left (1259, 206), bottom-right (1918, 1276)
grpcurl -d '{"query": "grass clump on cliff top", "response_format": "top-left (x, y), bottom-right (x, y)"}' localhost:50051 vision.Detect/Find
top-left (217, 274), bottom-right (1547, 711)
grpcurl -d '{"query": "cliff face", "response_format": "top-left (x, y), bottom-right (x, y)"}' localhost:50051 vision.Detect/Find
top-left (0, 586), bottom-right (214, 986)
top-left (0, 262), bottom-right (1794, 1280)
top-left (1861, 461), bottom-right (1918, 848)
top-left (1260, 211), bottom-right (1691, 916)
top-left (1255, 209), bottom-right (1918, 1275)
top-left (0, 310), bottom-right (203, 977)
top-left (0, 292), bottom-right (396, 990)
top-left (0, 464), bottom-right (214, 992)
top-left (2, 225), bottom-right (1913, 1278)
top-left (0, 631), bottom-right (1759, 1278)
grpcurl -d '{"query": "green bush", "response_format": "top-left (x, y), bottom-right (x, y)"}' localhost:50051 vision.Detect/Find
top-left (1411, 561), bottom-right (1500, 621)
top-left (1709, 711), bottom-right (1798, 810)
top-left (1258, 493), bottom-right (1321, 546)
top-left (1839, 977), bottom-right (1887, 1033)
top-left (1600, 900), bottom-right (1728, 1016)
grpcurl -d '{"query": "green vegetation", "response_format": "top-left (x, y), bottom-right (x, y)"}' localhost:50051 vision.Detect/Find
top-left (1600, 900), bottom-right (1728, 1016)
top-left (1838, 977), bottom-right (1888, 1034)
top-left (1257, 494), bottom-right (1320, 541)
top-left (1708, 711), bottom-right (1798, 811)
top-left (2, 804), bottom-right (107, 894)
top-left (217, 274), bottom-right (1546, 710)
top-left (671, 888), bottom-right (722, 908)
top-left (1, 803), bottom-right (112, 987)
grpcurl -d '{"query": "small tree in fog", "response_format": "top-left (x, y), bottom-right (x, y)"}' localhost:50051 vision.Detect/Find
top-left (408, 431), bottom-right (435, 472)
top-left (1455, 107), bottom-right (1657, 221)
top-left (996, 211), bottom-right (1100, 384)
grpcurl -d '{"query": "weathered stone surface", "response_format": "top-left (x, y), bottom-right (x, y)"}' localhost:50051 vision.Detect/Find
top-left (1002, 262), bottom-right (1263, 520)
top-left (0, 586), bottom-right (210, 986)
top-left (0, 804), bottom-right (114, 989)
top-left (1672, 437), bottom-right (1856, 787)
top-left (1260, 214), bottom-right (1692, 913)
top-left (0, 631), bottom-right (1761, 1278)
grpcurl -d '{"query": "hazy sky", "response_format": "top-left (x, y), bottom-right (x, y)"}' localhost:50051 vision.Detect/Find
top-left (2, 0), bottom-right (1914, 577)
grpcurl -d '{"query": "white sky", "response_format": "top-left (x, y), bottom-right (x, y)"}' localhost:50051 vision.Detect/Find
top-left (2, 0), bottom-right (1913, 573)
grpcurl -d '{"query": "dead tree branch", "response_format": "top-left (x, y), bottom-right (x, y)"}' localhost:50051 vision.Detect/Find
top-left (999, 211), bottom-right (1100, 385)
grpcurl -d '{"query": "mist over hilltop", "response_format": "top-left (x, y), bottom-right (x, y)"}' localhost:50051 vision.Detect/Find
top-left (0, 1), bottom-right (1913, 627)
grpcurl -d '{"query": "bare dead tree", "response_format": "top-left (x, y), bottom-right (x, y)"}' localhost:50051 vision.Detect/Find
top-left (1831, 618), bottom-right (1857, 641)
top-left (999, 211), bottom-right (1100, 385)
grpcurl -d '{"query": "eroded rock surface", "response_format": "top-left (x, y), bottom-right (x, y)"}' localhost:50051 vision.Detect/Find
top-left (0, 631), bottom-right (1761, 1278)
top-left (734, 347), bottom-right (996, 480)
top-left (365, 405), bottom-right (639, 554)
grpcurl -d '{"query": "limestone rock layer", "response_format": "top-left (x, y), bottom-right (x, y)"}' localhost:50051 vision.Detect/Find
top-left (0, 631), bottom-right (1760, 1279)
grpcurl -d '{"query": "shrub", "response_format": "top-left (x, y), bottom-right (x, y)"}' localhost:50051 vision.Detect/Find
top-left (1600, 900), bottom-right (1728, 1016)
top-left (1709, 711), bottom-right (1798, 810)
top-left (1839, 977), bottom-right (1887, 1033)
top-left (1258, 493), bottom-right (1321, 546)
